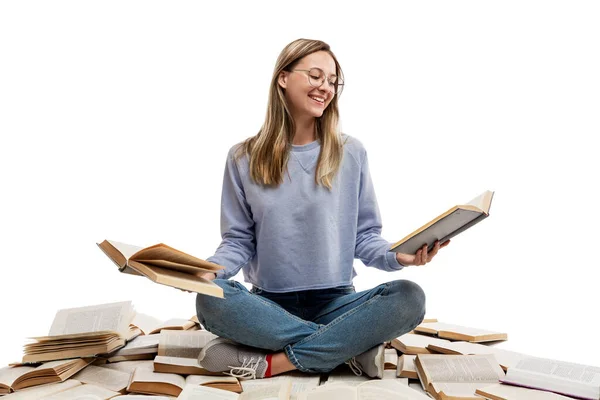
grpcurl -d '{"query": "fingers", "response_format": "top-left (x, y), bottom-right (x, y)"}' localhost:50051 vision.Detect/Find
top-left (416, 240), bottom-right (448, 266)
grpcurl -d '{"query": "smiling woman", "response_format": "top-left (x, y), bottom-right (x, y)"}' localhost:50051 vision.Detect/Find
top-left (192, 38), bottom-right (448, 381)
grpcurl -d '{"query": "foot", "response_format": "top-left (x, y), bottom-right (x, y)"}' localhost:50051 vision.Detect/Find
top-left (346, 343), bottom-right (385, 379)
top-left (198, 337), bottom-right (269, 379)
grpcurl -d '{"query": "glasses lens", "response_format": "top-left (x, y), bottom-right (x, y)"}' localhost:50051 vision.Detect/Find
top-left (308, 68), bottom-right (325, 88)
top-left (334, 77), bottom-right (344, 95)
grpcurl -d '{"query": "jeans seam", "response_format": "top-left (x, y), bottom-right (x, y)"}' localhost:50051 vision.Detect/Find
top-left (242, 288), bottom-right (320, 330)
top-left (291, 294), bottom-right (382, 349)
top-left (284, 345), bottom-right (311, 373)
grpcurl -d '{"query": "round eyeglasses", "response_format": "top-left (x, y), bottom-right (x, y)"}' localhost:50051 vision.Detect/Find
top-left (292, 67), bottom-right (344, 95)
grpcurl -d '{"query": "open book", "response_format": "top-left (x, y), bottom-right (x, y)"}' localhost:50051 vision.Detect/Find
top-left (414, 353), bottom-right (505, 400)
top-left (178, 380), bottom-right (292, 400)
top-left (390, 190), bottom-right (494, 254)
top-left (153, 330), bottom-right (222, 375)
top-left (131, 312), bottom-right (199, 335)
top-left (414, 321), bottom-right (507, 343)
top-left (476, 382), bottom-right (574, 399)
top-left (0, 359), bottom-right (93, 393)
top-left (71, 364), bottom-right (131, 393)
top-left (43, 383), bottom-right (120, 400)
top-left (97, 240), bottom-right (224, 298)
top-left (298, 380), bottom-right (418, 400)
top-left (501, 356), bottom-right (600, 400)
top-left (22, 301), bottom-right (137, 363)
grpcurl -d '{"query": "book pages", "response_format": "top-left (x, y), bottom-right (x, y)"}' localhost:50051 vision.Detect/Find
top-left (476, 383), bottom-right (574, 399)
top-left (392, 333), bottom-right (451, 354)
top-left (72, 364), bottom-right (130, 392)
top-left (158, 330), bottom-right (218, 357)
top-left (100, 360), bottom-right (154, 374)
top-left (384, 348), bottom-right (398, 369)
top-left (241, 372), bottom-right (320, 400)
top-left (178, 384), bottom-right (239, 399)
top-left (107, 240), bottom-right (143, 260)
top-left (418, 354), bottom-right (505, 382)
top-left (428, 340), bottom-right (528, 370)
top-left (397, 355), bottom-right (417, 379)
top-left (112, 396), bottom-right (175, 399)
top-left (239, 380), bottom-right (292, 400)
top-left (131, 313), bottom-right (164, 335)
top-left (149, 318), bottom-right (195, 335)
top-left (431, 381), bottom-right (488, 398)
top-left (111, 334), bottom-right (159, 356)
top-left (0, 366), bottom-right (36, 393)
top-left (1, 379), bottom-right (81, 400)
top-left (128, 367), bottom-right (185, 390)
top-left (43, 383), bottom-right (120, 399)
top-left (48, 301), bottom-right (134, 336)
top-left (415, 322), bottom-right (507, 342)
top-left (185, 375), bottom-right (239, 385)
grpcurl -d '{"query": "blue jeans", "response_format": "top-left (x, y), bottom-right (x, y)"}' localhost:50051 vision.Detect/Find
top-left (196, 279), bottom-right (425, 374)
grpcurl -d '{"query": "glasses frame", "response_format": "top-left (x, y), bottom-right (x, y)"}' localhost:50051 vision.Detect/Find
top-left (292, 67), bottom-right (344, 96)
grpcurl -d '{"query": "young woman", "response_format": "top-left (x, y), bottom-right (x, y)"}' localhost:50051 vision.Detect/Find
top-left (195, 38), bottom-right (449, 380)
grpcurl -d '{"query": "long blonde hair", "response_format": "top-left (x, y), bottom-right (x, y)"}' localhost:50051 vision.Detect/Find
top-left (234, 38), bottom-right (346, 190)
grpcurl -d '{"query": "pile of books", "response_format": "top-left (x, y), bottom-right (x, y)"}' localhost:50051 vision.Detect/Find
top-left (1, 301), bottom-right (599, 399)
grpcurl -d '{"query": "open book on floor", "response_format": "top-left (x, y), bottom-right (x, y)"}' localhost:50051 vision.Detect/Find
top-left (43, 383), bottom-right (120, 400)
top-left (153, 330), bottom-right (222, 375)
top-left (131, 312), bottom-right (199, 335)
top-left (22, 301), bottom-right (138, 363)
top-left (390, 190), bottom-right (494, 254)
top-left (71, 364), bottom-right (132, 393)
top-left (97, 240), bottom-right (224, 298)
top-left (476, 382), bottom-right (575, 399)
top-left (0, 358), bottom-right (93, 393)
top-left (414, 353), bottom-right (505, 400)
top-left (414, 321), bottom-right (507, 343)
top-left (299, 379), bottom-right (428, 400)
top-left (500, 356), bottom-right (600, 400)
top-left (426, 340), bottom-right (528, 371)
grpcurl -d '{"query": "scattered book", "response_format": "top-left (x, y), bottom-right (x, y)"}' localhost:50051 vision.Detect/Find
top-left (71, 364), bottom-right (131, 393)
top-left (127, 367), bottom-right (200, 397)
top-left (397, 354), bottom-right (418, 380)
top-left (390, 190), bottom-right (494, 254)
top-left (178, 380), bottom-right (292, 399)
top-left (43, 383), bottom-right (120, 400)
top-left (107, 334), bottom-right (160, 359)
top-left (414, 321), bottom-right (507, 343)
top-left (414, 353), bottom-right (505, 400)
top-left (0, 358), bottom-right (92, 393)
top-left (384, 348), bottom-right (399, 370)
top-left (298, 380), bottom-right (412, 400)
top-left (131, 312), bottom-right (199, 335)
top-left (390, 333), bottom-right (451, 355)
top-left (426, 340), bottom-right (528, 371)
top-left (186, 374), bottom-right (242, 393)
top-left (153, 330), bottom-right (221, 375)
top-left (501, 356), bottom-right (600, 400)
top-left (0, 378), bottom-right (82, 399)
top-left (241, 371), bottom-right (321, 399)
top-left (476, 382), bottom-right (574, 399)
top-left (97, 240), bottom-right (225, 298)
top-left (22, 301), bottom-right (137, 363)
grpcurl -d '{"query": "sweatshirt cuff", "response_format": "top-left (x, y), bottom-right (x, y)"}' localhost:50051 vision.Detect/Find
top-left (386, 251), bottom-right (405, 271)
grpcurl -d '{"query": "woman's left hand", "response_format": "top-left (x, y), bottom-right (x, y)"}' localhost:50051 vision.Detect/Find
top-left (395, 240), bottom-right (450, 266)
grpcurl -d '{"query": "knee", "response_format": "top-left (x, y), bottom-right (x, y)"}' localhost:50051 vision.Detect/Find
top-left (386, 279), bottom-right (426, 326)
top-left (195, 279), bottom-right (237, 327)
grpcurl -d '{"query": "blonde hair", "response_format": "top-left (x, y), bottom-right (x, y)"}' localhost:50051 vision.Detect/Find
top-left (234, 38), bottom-right (346, 190)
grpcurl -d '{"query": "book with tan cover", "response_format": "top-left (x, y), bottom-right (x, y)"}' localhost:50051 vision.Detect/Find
top-left (390, 190), bottom-right (493, 254)
top-left (179, 380), bottom-right (292, 400)
top-left (131, 312), bottom-right (199, 335)
top-left (97, 240), bottom-right (224, 298)
top-left (0, 358), bottom-right (92, 393)
top-left (153, 330), bottom-right (221, 375)
top-left (414, 321), bottom-right (507, 343)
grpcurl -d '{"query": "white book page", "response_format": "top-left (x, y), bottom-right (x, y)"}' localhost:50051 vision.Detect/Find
top-left (2, 379), bottom-right (81, 400)
top-left (158, 330), bottom-right (217, 358)
top-left (433, 341), bottom-right (528, 369)
top-left (382, 370), bottom-right (408, 384)
top-left (43, 383), bottom-right (119, 400)
top-left (130, 367), bottom-right (185, 389)
top-left (239, 381), bottom-right (290, 400)
top-left (178, 384), bottom-right (239, 400)
top-left (100, 360), bottom-right (154, 374)
top-left (185, 375), bottom-right (238, 385)
top-left (418, 322), bottom-right (502, 336)
top-left (384, 349), bottom-right (398, 367)
top-left (131, 313), bottom-right (163, 335)
top-left (113, 334), bottom-right (160, 356)
top-left (0, 366), bottom-right (36, 386)
top-left (408, 382), bottom-right (430, 398)
top-left (431, 382), bottom-right (487, 398)
top-left (419, 354), bottom-right (505, 382)
top-left (297, 385), bottom-right (357, 400)
top-left (154, 355), bottom-right (198, 367)
top-left (395, 333), bottom-right (450, 350)
top-left (478, 383), bottom-right (573, 399)
top-left (241, 372), bottom-right (320, 400)
top-left (72, 365), bottom-right (130, 392)
top-left (324, 369), bottom-right (369, 385)
top-left (513, 357), bottom-right (600, 385)
top-left (112, 396), bottom-right (175, 399)
top-left (48, 301), bottom-right (133, 336)
top-left (356, 385), bottom-right (408, 400)
top-left (398, 355), bottom-right (417, 376)
top-left (107, 240), bottom-right (144, 261)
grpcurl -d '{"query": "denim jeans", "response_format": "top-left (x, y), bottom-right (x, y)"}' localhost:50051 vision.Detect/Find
top-left (196, 279), bottom-right (425, 373)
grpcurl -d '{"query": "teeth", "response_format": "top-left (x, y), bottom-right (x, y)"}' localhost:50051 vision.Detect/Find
top-left (310, 96), bottom-right (324, 103)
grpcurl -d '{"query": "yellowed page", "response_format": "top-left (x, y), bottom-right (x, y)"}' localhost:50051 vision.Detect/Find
top-left (393, 333), bottom-right (450, 353)
top-left (297, 385), bottom-right (357, 400)
top-left (48, 301), bottom-right (134, 336)
top-left (381, 369), bottom-right (407, 384)
top-left (107, 240), bottom-right (144, 260)
top-left (431, 381), bottom-right (486, 398)
top-left (71, 365), bottom-right (130, 392)
top-left (112, 396), bottom-right (175, 399)
top-left (0, 366), bottom-right (36, 388)
top-left (112, 334), bottom-right (159, 356)
top-left (384, 348), bottom-right (398, 369)
top-left (429, 341), bottom-right (529, 369)
top-left (417, 322), bottom-right (505, 339)
top-left (178, 383), bottom-right (239, 399)
top-left (397, 355), bottom-right (417, 378)
top-left (158, 330), bottom-right (218, 358)
top-left (238, 380), bottom-right (291, 400)
top-left (131, 312), bottom-right (164, 335)
top-left (418, 354), bottom-right (505, 383)
top-left (356, 385), bottom-right (408, 399)
top-left (2, 379), bottom-right (81, 400)
top-left (185, 375), bottom-right (238, 385)
top-left (43, 383), bottom-right (119, 399)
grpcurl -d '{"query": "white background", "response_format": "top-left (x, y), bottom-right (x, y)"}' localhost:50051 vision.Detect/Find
top-left (1, 1), bottom-right (599, 368)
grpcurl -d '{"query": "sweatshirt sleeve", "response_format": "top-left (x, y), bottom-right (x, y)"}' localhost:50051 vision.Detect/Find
top-left (206, 146), bottom-right (256, 279)
top-left (354, 149), bottom-right (405, 272)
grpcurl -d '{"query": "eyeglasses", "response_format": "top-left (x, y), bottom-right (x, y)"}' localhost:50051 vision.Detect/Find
top-left (292, 67), bottom-right (344, 95)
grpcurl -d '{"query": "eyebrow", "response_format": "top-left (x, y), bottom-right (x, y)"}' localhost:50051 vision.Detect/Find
top-left (310, 67), bottom-right (338, 77)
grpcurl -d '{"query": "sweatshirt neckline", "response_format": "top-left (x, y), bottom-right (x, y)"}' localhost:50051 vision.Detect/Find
top-left (291, 140), bottom-right (320, 152)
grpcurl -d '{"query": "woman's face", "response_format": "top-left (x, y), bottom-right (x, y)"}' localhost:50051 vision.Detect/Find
top-left (279, 51), bottom-right (337, 120)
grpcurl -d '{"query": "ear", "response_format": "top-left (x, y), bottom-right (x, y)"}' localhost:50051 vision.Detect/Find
top-left (278, 71), bottom-right (288, 89)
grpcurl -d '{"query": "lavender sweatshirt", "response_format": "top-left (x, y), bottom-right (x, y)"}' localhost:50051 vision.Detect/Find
top-left (206, 133), bottom-right (403, 292)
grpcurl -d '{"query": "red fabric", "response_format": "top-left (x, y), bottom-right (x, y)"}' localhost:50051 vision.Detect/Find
top-left (264, 354), bottom-right (273, 377)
